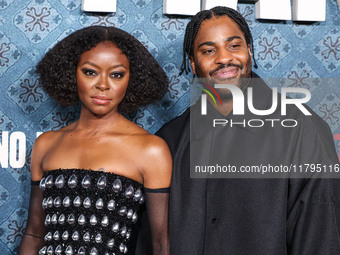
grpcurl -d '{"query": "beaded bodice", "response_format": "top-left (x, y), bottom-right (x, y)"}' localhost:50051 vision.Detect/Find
top-left (38, 169), bottom-right (144, 255)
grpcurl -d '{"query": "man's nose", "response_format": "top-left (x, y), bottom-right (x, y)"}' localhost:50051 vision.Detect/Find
top-left (214, 49), bottom-right (233, 65)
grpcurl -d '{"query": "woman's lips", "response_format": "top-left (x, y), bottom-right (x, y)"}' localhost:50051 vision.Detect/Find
top-left (212, 67), bottom-right (239, 79)
top-left (92, 96), bottom-right (111, 105)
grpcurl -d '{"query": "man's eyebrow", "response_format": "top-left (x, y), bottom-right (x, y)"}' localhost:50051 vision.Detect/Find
top-left (197, 41), bottom-right (215, 49)
top-left (225, 36), bottom-right (242, 42)
top-left (197, 36), bottom-right (243, 50)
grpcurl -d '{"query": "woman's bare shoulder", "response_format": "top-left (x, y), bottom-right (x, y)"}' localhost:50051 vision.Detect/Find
top-left (135, 133), bottom-right (172, 189)
top-left (133, 132), bottom-right (171, 164)
top-left (121, 121), bottom-right (171, 168)
top-left (34, 130), bottom-right (58, 149)
top-left (123, 122), bottom-right (167, 152)
top-left (34, 127), bottom-right (69, 147)
top-left (35, 122), bottom-right (76, 145)
top-left (30, 131), bottom-right (58, 180)
top-left (31, 124), bottom-right (75, 180)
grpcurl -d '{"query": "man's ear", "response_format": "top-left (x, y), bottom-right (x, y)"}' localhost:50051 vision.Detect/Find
top-left (189, 56), bottom-right (196, 75)
top-left (248, 44), bottom-right (252, 64)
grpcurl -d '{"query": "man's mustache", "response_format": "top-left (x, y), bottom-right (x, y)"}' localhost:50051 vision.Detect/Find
top-left (209, 63), bottom-right (243, 77)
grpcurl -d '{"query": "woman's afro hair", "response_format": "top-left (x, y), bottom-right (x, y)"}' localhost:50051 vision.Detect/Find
top-left (36, 26), bottom-right (169, 113)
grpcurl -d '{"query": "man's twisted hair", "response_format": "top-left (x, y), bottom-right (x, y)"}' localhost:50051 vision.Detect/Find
top-left (180, 6), bottom-right (257, 75)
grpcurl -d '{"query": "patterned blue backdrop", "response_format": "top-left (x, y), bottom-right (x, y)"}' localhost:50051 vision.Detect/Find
top-left (0, 0), bottom-right (339, 254)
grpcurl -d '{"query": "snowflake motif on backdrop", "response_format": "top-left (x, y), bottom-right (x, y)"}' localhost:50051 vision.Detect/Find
top-left (280, 61), bottom-right (320, 93)
top-left (0, 208), bottom-right (27, 253)
top-left (158, 63), bottom-right (190, 111)
top-left (0, 0), bottom-right (14, 10)
top-left (7, 220), bottom-right (25, 244)
top-left (128, 108), bottom-right (155, 131)
top-left (238, 4), bottom-right (257, 29)
top-left (19, 79), bottom-right (43, 103)
top-left (131, 0), bottom-right (152, 8)
top-left (79, 7), bottom-right (127, 28)
top-left (313, 28), bottom-right (340, 72)
top-left (14, 0), bottom-right (62, 43)
top-left (7, 68), bottom-right (47, 114)
top-left (59, 0), bottom-right (80, 11)
top-left (131, 29), bottom-right (159, 57)
top-left (315, 94), bottom-right (340, 131)
top-left (0, 33), bottom-right (21, 77)
top-left (288, 23), bottom-right (315, 39)
top-left (254, 26), bottom-right (291, 71)
top-left (0, 110), bottom-right (16, 131)
top-left (40, 106), bottom-right (79, 132)
top-left (151, 7), bottom-right (188, 42)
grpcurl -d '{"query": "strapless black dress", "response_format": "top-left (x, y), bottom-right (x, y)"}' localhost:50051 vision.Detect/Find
top-left (37, 169), bottom-right (144, 255)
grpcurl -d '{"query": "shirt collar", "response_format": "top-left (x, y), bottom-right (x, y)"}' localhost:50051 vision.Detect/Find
top-left (192, 72), bottom-right (275, 139)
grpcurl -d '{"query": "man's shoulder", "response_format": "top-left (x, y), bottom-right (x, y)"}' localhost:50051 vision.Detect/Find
top-left (156, 108), bottom-right (190, 146)
top-left (293, 103), bottom-right (334, 140)
top-left (157, 108), bottom-right (190, 135)
top-left (253, 72), bottom-right (331, 133)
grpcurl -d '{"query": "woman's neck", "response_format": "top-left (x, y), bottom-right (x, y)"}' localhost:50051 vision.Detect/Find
top-left (74, 109), bottom-right (125, 133)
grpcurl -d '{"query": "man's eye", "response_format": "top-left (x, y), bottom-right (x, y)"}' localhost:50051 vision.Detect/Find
top-left (82, 69), bottom-right (97, 76)
top-left (203, 49), bottom-right (214, 54)
top-left (230, 44), bottom-right (240, 48)
top-left (111, 72), bottom-right (124, 79)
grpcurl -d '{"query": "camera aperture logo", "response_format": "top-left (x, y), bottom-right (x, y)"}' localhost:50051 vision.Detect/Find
top-left (200, 84), bottom-right (312, 128)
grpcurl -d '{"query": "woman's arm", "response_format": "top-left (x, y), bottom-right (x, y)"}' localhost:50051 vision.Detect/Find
top-left (18, 134), bottom-right (49, 255)
top-left (141, 135), bottom-right (172, 255)
top-left (145, 190), bottom-right (170, 255)
top-left (18, 184), bottom-right (46, 255)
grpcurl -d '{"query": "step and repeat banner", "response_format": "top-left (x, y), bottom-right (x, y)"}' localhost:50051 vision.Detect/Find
top-left (0, 0), bottom-right (339, 253)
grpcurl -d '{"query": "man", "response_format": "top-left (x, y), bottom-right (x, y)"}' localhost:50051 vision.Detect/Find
top-left (156, 6), bottom-right (340, 255)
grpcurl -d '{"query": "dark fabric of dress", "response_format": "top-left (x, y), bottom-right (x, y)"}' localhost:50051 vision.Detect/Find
top-left (38, 169), bottom-right (144, 255)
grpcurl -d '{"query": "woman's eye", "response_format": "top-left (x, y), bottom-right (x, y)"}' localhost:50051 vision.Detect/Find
top-left (82, 69), bottom-right (97, 76)
top-left (111, 72), bottom-right (124, 79)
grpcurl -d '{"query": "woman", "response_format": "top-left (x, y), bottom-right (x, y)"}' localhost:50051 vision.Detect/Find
top-left (18, 26), bottom-right (171, 255)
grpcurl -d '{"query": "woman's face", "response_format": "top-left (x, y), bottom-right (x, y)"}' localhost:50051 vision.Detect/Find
top-left (76, 41), bottom-right (130, 116)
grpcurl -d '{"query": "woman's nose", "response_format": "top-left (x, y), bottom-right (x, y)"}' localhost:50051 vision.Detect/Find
top-left (96, 76), bottom-right (110, 91)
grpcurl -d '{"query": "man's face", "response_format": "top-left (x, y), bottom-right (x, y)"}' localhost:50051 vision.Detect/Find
top-left (190, 15), bottom-right (252, 100)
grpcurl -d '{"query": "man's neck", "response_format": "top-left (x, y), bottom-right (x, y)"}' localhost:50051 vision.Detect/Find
top-left (206, 77), bottom-right (252, 116)
top-left (208, 97), bottom-right (233, 116)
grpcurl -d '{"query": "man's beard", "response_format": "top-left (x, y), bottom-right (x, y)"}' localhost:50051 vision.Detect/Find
top-left (194, 54), bottom-right (252, 101)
